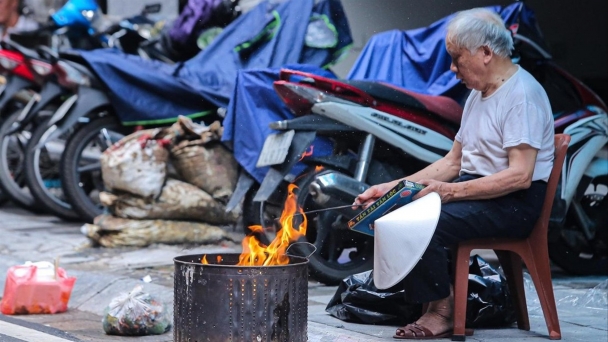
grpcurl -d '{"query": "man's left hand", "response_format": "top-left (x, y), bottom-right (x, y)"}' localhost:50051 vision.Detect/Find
top-left (413, 179), bottom-right (455, 203)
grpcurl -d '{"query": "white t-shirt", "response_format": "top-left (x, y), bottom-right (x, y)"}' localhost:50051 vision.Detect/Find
top-left (455, 65), bottom-right (554, 182)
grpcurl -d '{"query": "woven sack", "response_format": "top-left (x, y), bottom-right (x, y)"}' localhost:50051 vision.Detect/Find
top-left (100, 129), bottom-right (169, 199)
top-left (100, 179), bottom-right (238, 224)
top-left (171, 140), bottom-right (238, 203)
top-left (82, 215), bottom-right (233, 247)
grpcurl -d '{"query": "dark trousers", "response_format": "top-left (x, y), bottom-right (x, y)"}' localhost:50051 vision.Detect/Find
top-left (402, 174), bottom-right (547, 304)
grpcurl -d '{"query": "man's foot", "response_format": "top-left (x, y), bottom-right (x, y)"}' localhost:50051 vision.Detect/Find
top-left (394, 310), bottom-right (453, 339)
top-left (395, 286), bottom-right (454, 339)
top-left (393, 322), bottom-right (474, 340)
top-left (394, 322), bottom-right (450, 339)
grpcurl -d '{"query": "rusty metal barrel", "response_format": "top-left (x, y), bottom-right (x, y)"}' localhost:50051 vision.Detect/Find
top-left (174, 253), bottom-right (308, 342)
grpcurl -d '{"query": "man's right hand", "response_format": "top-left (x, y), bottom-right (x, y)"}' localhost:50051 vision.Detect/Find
top-left (352, 180), bottom-right (399, 209)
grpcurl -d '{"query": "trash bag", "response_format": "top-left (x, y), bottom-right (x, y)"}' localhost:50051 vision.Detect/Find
top-left (326, 255), bottom-right (516, 328)
top-left (325, 270), bottom-right (422, 325)
top-left (466, 254), bottom-right (517, 328)
top-left (102, 285), bottom-right (171, 336)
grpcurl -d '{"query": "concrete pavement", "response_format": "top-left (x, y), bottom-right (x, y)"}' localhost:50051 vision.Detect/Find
top-left (0, 204), bottom-right (606, 341)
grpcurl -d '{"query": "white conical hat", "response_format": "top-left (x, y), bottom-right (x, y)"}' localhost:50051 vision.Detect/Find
top-left (373, 192), bottom-right (441, 290)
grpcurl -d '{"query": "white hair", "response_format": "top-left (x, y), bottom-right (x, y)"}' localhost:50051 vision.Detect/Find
top-left (446, 8), bottom-right (514, 58)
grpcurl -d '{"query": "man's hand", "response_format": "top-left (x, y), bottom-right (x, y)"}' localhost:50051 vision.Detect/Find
top-left (352, 181), bottom-right (398, 209)
top-left (413, 179), bottom-right (456, 203)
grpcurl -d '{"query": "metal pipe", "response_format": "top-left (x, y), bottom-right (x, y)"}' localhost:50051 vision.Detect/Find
top-left (354, 133), bottom-right (375, 182)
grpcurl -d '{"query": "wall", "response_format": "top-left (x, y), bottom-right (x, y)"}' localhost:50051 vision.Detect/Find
top-left (106, 0), bottom-right (179, 18)
top-left (332, 0), bottom-right (608, 102)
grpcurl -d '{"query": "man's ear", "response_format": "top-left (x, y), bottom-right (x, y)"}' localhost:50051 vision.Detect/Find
top-left (481, 45), bottom-right (493, 64)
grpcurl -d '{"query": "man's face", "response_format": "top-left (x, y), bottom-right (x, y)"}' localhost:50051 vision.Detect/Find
top-left (446, 41), bottom-right (488, 91)
top-left (0, 0), bottom-right (18, 26)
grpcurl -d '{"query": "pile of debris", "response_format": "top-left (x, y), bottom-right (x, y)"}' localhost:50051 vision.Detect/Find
top-left (82, 116), bottom-right (240, 247)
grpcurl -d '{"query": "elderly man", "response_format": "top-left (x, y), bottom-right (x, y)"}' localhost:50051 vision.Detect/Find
top-left (353, 7), bottom-right (554, 340)
top-left (0, 0), bottom-right (39, 40)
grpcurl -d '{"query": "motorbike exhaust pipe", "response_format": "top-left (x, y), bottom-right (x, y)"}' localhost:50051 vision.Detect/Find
top-left (307, 171), bottom-right (369, 218)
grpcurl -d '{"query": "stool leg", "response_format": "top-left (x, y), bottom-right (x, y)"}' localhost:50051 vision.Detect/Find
top-left (496, 250), bottom-right (530, 330)
top-left (525, 246), bottom-right (561, 340)
top-left (452, 246), bottom-right (471, 341)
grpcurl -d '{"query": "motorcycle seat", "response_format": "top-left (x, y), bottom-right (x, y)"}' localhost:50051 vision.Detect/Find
top-left (344, 80), bottom-right (463, 124)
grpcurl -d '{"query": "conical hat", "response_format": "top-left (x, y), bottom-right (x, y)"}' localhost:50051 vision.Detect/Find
top-left (373, 192), bottom-right (441, 290)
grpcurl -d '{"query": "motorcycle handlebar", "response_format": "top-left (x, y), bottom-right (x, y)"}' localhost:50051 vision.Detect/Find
top-left (36, 45), bottom-right (59, 64)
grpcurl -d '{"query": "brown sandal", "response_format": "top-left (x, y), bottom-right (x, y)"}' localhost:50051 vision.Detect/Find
top-left (394, 323), bottom-right (474, 340)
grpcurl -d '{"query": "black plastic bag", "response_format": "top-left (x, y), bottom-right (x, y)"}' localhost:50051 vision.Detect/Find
top-left (325, 255), bottom-right (516, 328)
top-left (325, 270), bottom-right (422, 325)
top-left (466, 255), bottom-right (517, 327)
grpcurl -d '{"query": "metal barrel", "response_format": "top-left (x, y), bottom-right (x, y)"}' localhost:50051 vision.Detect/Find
top-left (174, 253), bottom-right (308, 342)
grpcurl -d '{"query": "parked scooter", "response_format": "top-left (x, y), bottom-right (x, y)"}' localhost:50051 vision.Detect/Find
top-left (0, 46), bottom-right (45, 205)
top-left (0, 0), bottom-right (110, 213)
top-left (0, 42), bottom-right (63, 211)
top-left (0, 0), bottom-right (171, 218)
top-left (243, 11), bottom-right (608, 283)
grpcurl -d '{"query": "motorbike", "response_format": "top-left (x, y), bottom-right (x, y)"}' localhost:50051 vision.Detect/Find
top-left (241, 5), bottom-right (608, 284)
top-left (0, 0), bottom-right (110, 214)
top-left (0, 41), bottom-right (65, 211)
top-left (0, 0), bottom-right (171, 218)
top-left (0, 45), bottom-right (47, 205)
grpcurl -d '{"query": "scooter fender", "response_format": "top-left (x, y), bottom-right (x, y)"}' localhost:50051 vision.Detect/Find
top-left (10, 82), bottom-right (65, 134)
top-left (0, 76), bottom-right (36, 112)
top-left (560, 113), bottom-right (608, 208)
top-left (225, 171), bottom-right (256, 213)
top-left (36, 87), bottom-right (110, 148)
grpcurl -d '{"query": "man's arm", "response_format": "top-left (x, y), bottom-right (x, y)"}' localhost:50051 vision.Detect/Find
top-left (354, 140), bottom-right (463, 207)
top-left (402, 140), bottom-right (463, 183)
top-left (413, 143), bottom-right (539, 202)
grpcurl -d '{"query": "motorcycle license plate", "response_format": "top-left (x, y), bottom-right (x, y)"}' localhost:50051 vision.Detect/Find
top-left (256, 130), bottom-right (295, 167)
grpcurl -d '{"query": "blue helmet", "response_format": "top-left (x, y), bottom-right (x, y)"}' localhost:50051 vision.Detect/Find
top-left (51, 0), bottom-right (99, 28)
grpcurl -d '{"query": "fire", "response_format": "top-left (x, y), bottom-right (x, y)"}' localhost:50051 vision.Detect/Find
top-left (299, 145), bottom-right (314, 161)
top-left (201, 184), bottom-right (307, 266)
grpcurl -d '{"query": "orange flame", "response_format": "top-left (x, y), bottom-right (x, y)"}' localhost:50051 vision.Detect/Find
top-left (315, 165), bottom-right (324, 173)
top-left (200, 184), bottom-right (307, 266)
top-left (201, 255), bottom-right (208, 264)
top-left (299, 145), bottom-right (314, 161)
top-left (237, 184), bottom-right (307, 266)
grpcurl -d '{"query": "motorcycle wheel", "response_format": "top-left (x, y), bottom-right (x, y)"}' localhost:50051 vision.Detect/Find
top-left (549, 175), bottom-right (608, 275)
top-left (0, 109), bottom-right (35, 208)
top-left (23, 117), bottom-right (80, 220)
top-left (60, 116), bottom-right (128, 223)
top-left (0, 106), bottom-right (56, 208)
top-left (244, 167), bottom-right (374, 285)
top-left (0, 98), bottom-right (31, 207)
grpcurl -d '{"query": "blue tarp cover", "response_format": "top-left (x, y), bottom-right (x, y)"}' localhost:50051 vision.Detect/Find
top-left (223, 64), bottom-right (336, 182)
top-left (224, 2), bottom-right (544, 182)
top-left (78, 0), bottom-right (352, 124)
